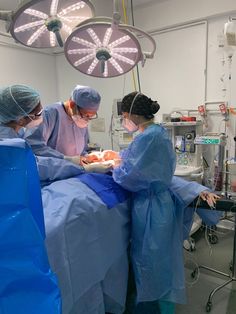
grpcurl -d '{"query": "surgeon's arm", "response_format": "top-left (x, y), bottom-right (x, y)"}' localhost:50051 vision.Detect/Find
top-left (36, 155), bottom-right (85, 185)
top-left (170, 176), bottom-right (219, 207)
top-left (113, 127), bottom-right (176, 191)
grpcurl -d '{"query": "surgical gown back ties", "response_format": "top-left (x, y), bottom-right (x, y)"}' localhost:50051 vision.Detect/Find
top-left (113, 124), bottom-right (186, 305)
top-left (24, 102), bottom-right (89, 158)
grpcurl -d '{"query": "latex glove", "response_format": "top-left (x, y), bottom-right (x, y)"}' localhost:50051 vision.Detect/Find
top-left (200, 191), bottom-right (220, 208)
top-left (102, 150), bottom-right (120, 161)
top-left (64, 155), bottom-right (81, 165)
top-left (83, 153), bottom-right (101, 164)
top-left (84, 162), bottom-right (113, 173)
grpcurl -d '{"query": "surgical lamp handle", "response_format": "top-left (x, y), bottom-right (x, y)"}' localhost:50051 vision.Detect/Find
top-left (55, 30), bottom-right (63, 47)
top-left (119, 23), bottom-right (157, 58)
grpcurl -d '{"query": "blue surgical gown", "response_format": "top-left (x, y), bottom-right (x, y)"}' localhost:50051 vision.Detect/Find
top-left (113, 124), bottom-right (187, 304)
top-left (0, 138), bottom-right (61, 314)
top-left (24, 102), bottom-right (89, 158)
top-left (0, 124), bottom-right (85, 186)
top-left (0, 124), bottom-right (130, 314)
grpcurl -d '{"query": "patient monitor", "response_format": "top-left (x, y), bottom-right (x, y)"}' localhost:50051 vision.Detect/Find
top-left (111, 99), bottom-right (137, 150)
top-left (163, 121), bottom-right (203, 181)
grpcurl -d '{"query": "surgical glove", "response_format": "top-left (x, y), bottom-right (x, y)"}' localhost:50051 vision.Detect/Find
top-left (200, 190), bottom-right (220, 208)
top-left (83, 153), bottom-right (101, 164)
top-left (84, 162), bottom-right (113, 173)
top-left (64, 155), bottom-right (81, 165)
top-left (102, 150), bottom-right (119, 161)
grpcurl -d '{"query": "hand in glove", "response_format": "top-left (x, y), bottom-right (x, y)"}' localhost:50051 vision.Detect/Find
top-left (84, 162), bottom-right (113, 173)
top-left (102, 150), bottom-right (119, 161)
top-left (81, 153), bottom-right (101, 164)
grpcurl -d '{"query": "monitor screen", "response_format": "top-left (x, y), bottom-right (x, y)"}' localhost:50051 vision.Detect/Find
top-left (117, 100), bottom-right (122, 116)
top-left (113, 99), bottom-right (122, 117)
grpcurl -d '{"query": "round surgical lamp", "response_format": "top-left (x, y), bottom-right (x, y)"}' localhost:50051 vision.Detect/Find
top-left (64, 4), bottom-right (156, 78)
top-left (9, 0), bottom-right (95, 48)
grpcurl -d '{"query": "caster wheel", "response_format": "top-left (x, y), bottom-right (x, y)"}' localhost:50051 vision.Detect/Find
top-left (183, 238), bottom-right (196, 251)
top-left (208, 234), bottom-right (218, 244)
top-left (191, 267), bottom-right (199, 279)
top-left (229, 260), bottom-right (233, 272)
top-left (191, 270), bottom-right (197, 279)
top-left (206, 301), bottom-right (212, 312)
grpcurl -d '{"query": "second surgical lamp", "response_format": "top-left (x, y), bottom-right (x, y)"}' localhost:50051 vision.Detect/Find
top-left (64, 0), bottom-right (156, 77)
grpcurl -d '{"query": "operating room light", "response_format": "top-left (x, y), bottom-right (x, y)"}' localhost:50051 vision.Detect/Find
top-left (9, 0), bottom-right (95, 48)
top-left (64, 0), bottom-right (156, 78)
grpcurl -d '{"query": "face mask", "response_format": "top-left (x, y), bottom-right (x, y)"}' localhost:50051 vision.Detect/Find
top-left (25, 116), bottom-right (43, 129)
top-left (122, 118), bottom-right (138, 133)
top-left (72, 115), bottom-right (89, 128)
top-left (121, 92), bottom-right (141, 133)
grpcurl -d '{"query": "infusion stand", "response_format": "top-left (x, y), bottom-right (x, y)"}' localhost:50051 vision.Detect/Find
top-left (190, 198), bottom-right (236, 312)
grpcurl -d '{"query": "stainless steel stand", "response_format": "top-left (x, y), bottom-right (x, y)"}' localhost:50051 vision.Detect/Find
top-left (191, 198), bottom-right (236, 312)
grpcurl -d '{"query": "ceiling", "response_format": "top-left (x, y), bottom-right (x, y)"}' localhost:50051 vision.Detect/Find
top-left (0, 0), bottom-right (170, 11)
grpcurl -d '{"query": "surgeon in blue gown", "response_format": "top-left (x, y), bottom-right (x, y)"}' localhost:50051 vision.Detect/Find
top-left (24, 84), bottom-right (101, 165)
top-left (0, 85), bottom-right (130, 314)
top-left (111, 92), bottom-right (220, 314)
top-left (0, 87), bottom-right (62, 313)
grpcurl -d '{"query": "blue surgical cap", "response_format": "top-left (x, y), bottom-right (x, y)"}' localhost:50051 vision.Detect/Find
top-left (71, 85), bottom-right (101, 111)
top-left (0, 84), bottom-right (40, 123)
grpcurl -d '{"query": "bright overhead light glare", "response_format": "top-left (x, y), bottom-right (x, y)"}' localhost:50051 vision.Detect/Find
top-left (87, 58), bottom-right (99, 74)
top-left (9, 0), bottom-right (95, 48)
top-left (24, 8), bottom-right (48, 20)
top-left (64, 0), bottom-right (155, 78)
top-left (72, 36), bottom-right (96, 48)
top-left (68, 48), bottom-right (94, 54)
top-left (64, 15), bottom-right (156, 78)
top-left (14, 20), bottom-right (45, 33)
top-left (50, 0), bottom-right (59, 16)
top-left (74, 53), bottom-right (94, 66)
top-left (27, 24), bottom-right (47, 45)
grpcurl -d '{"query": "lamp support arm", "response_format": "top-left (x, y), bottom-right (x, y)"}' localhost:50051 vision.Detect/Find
top-left (119, 24), bottom-right (157, 58)
top-left (0, 10), bottom-right (12, 21)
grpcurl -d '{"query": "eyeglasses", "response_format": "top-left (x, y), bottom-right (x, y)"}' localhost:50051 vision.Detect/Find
top-left (78, 109), bottom-right (98, 120)
top-left (28, 108), bottom-right (43, 120)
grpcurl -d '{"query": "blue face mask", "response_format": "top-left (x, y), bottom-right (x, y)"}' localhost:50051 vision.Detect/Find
top-left (122, 118), bottom-right (138, 133)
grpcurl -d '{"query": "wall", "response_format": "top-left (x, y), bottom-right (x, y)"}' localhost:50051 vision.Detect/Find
top-left (0, 41), bottom-right (58, 106)
top-left (134, 0), bottom-right (236, 30)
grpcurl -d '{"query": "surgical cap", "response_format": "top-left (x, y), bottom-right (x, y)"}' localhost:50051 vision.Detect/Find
top-left (0, 85), bottom-right (40, 123)
top-left (71, 85), bottom-right (101, 111)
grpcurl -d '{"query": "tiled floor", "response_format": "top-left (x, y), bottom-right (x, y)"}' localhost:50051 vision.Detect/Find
top-left (123, 221), bottom-right (236, 314)
top-left (176, 224), bottom-right (236, 314)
